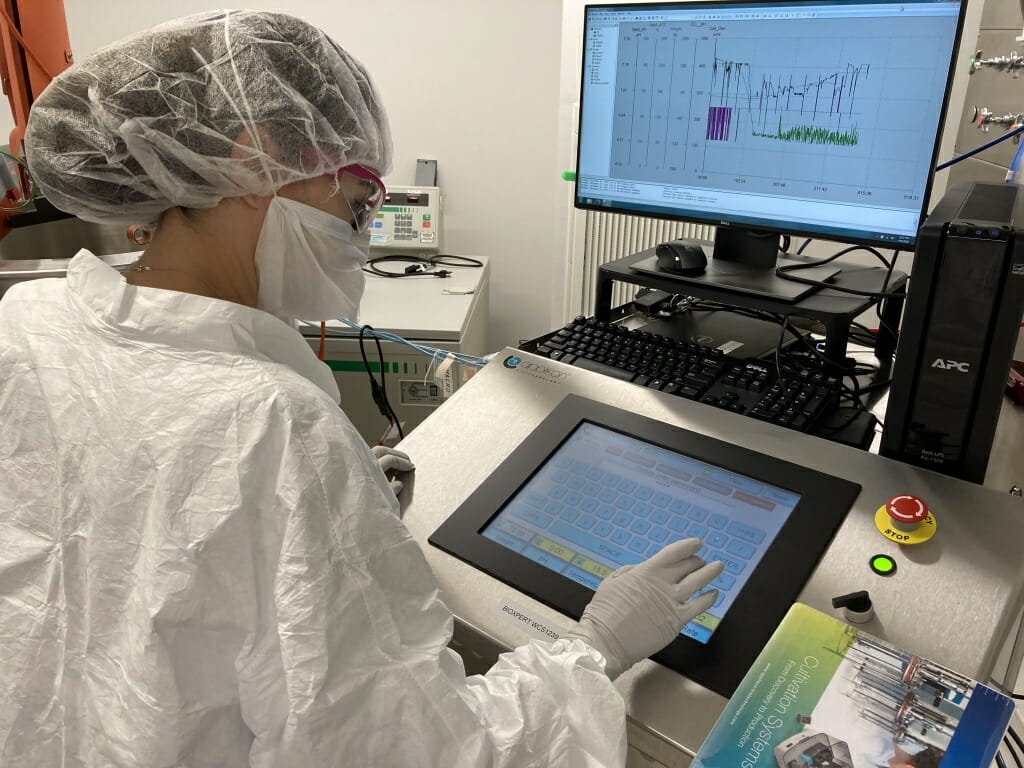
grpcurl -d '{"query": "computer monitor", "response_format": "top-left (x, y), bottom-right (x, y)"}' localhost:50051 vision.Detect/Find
top-left (575, 0), bottom-right (967, 270)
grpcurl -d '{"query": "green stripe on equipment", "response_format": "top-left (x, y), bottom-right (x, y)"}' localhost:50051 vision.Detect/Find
top-left (323, 360), bottom-right (402, 374)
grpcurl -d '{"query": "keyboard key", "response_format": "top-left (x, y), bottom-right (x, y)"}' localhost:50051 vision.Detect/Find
top-left (633, 502), bottom-right (652, 518)
top-left (522, 546), bottom-right (570, 572)
top-left (726, 539), bottom-right (757, 559)
top-left (599, 488), bottom-right (618, 504)
top-left (582, 482), bottom-right (601, 497)
top-left (578, 514), bottom-right (596, 530)
top-left (560, 508), bottom-right (580, 523)
top-left (613, 511), bottom-right (634, 528)
top-left (594, 521), bottom-right (613, 538)
top-left (524, 492), bottom-right (547, 509)
top-left (624, 451), bottom-right (656, 469)
top-left (712, 572), bottom-right (736, 591)
top-left (617, 478), bottom-right (637, 494)
top-left (715, 592), bottom-right (725, 608)
top-left (648, 542), bottom-right (664, 558)
top-left (572, 356), bottom-right (638, 382)
top-left (726, 521), bottom-right (767, 545)
top-left (614, 495), bottom-right (634, 511)
top-left (669, 499), bottom-right (691, 515)
top-left (649, 526), bottom-right (669, 543)
top-left (586, 467), bottom-right (604, 482)
top-left (651, 509), bottom-right (670, 525)
top-left (628, 536), bottom-right (649, 555)
top-left (658, 464), bottom-right (693, 482)
top-left (707, 513), bottom-right (729, 530)
top-left (707, 532), bottom-right (728, 549)
top-left (596, 505), bottom-right (615, 520)
top-left (707, 550), bottom-right (747, 575)
top-left (630, 519), bottom-right (652, 535)
top-left (580, 498), bottom-right (599, 514)
top-left (570, 460), bottom-right (588, 474)
top-left (688, 506), bottom-right (709, 522)
top-left (688, 523), bottom-right (709, 539)
top-left (652, 492), bottom-right (672, 508)
top-left (611, 529), bottom-right (631, 546)
top-left (493, 518), bottom-right (535, 544)
top-left (601, 473), bottom-right (621, 487)
top-left (553, 470), bottom-right (570, 484)
top-left (484, 528), bottom-right (528, 553)
top-left (548, 485), bottom-right (568, 500)
top-left (544, 500), bottom-right (565, 516)
top-left (564, 491), bottom-right (582, 507)
top-left (634, 485), bottom-right (654, 502)
top-left (566, 476), bottom-right (585, 491)
top-left (668, 515), bottom-right (688, 533)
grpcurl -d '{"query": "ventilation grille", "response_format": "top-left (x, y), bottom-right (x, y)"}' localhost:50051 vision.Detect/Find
top-left (581, 211), bottom-right (715, 315)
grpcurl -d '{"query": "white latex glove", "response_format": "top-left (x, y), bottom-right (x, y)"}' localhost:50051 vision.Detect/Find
top-left (565, 538), bottom-right (724, 680)
top-left (371, 445), bottom-right (415, 496)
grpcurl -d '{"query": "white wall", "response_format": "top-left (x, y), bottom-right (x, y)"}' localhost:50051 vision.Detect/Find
top-left (5, 1), bottom-right (568, 349)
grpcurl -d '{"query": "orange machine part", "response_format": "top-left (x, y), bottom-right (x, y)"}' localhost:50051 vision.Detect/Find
top-left (0, 0), bottom-right (71, 158)
top-left (0, 0), bottom-right (71, 236)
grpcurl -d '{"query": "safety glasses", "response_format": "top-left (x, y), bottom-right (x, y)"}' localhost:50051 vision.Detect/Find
top-left (335, 164), bottom-right (386, 233)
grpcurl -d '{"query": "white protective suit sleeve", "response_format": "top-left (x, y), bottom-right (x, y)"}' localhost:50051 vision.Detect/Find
top-left (0, 253), bottom-right (627, 767)
top-left (242, 387), bottom-right (627, 767)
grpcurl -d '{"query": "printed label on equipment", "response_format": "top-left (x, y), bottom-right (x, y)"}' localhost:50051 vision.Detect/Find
top-left (400, 380), bottom-right (443, 406)
top-left (497, 600), bottom-right (569, 642)
top-left (717, 340), bottom-right (744, 355)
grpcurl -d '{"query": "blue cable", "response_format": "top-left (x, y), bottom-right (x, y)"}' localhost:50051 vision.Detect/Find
top-left (935, 124), bottom-right (1024, 171)
top-left (304, 319), bottom-right (491, 368)
top-left (1008, 137), bottom-right (1024, 183)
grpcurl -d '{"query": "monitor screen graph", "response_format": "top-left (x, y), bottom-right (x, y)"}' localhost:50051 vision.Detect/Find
top-left (576, 0), bottom-right (966, 248)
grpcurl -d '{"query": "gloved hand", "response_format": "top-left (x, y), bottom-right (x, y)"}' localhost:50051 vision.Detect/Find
top-left (371, 445), bottom-right (415, 496)
top-left (565, 538), bottom-right (723, 680)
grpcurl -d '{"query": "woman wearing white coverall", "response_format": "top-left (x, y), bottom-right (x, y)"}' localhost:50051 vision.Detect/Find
top-left (0, 11), bottom-right (722, 767)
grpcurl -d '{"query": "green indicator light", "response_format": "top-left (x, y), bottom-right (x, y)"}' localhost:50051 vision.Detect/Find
top-left (870, 555), bottom-right (897, 576)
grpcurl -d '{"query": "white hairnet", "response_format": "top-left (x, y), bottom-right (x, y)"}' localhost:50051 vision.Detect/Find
top-left (24, 10), bottom-right (392, 226)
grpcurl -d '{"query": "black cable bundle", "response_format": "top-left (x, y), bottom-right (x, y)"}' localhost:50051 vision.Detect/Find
top-left (359, 324), bottom-right (404, 441)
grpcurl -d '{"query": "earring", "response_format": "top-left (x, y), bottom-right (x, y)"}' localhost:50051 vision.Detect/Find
top-left (127, 225), bottom-right (152, 245)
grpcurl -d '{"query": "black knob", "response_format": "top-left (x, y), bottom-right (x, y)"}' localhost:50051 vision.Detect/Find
top-left (832, 590), bottom-right (872, 614)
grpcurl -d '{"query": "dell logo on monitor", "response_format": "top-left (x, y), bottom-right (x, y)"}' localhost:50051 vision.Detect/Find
top-left (931, 359), bottom-right (970, 372)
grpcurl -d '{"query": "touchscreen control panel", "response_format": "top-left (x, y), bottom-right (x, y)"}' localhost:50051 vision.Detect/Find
top-left (483, 422), bottom-right (800, 643)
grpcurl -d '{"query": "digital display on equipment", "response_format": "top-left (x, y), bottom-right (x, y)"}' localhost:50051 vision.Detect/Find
top-left (482, 422), bottom-right (801, 643)
top-left (576, 0), bottom-right (965, 247)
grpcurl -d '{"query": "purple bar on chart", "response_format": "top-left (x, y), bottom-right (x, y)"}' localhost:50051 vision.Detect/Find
top-left (705, 106), bottom-right (732, 141)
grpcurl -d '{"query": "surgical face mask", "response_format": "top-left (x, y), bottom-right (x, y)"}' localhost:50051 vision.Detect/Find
top-left (254, 196), bottom-right (370, 322)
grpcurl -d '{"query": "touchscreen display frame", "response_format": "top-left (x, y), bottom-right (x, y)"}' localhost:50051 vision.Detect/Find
top-left (480, 420), bottom-right (804, 644)
top-left (429, 394), bottom-right (861, 696)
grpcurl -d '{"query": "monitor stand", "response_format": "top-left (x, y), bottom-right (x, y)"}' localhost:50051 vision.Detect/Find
top-left (630, 226), bottom-right (842, 302)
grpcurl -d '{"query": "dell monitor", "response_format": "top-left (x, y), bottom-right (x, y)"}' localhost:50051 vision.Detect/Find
top-left (575, 0), bottom-right (967, 279)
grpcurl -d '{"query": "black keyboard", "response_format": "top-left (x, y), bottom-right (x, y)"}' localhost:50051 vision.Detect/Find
top-left (534, 317), bottom-right (842, 433)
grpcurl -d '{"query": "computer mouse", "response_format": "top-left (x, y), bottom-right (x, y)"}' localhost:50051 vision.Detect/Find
top-left (655, 240), bottom-right (707, 276)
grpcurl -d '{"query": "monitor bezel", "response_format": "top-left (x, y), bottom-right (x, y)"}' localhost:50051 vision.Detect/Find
top-left (574, 0), bottom-right (969, 251)
top-left (428, 394), bottom-right (861, 697)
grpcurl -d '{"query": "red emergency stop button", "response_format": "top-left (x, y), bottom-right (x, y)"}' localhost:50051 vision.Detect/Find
top-left (886, 495), bottom-right (928, 528)
top-left (874, 494), bottom-right (937, 545)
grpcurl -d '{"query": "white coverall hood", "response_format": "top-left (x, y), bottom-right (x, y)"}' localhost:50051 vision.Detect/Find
top-left (0, 251), bottom-right (628, 767)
